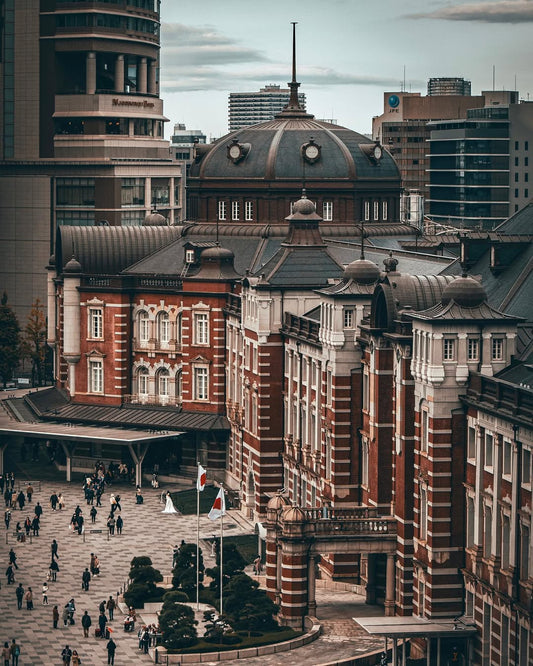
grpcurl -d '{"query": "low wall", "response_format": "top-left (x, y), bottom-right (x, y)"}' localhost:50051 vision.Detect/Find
top-left (151, 617), bottom-right (321, 664)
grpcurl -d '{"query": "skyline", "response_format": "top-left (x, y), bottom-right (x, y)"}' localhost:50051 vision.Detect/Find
top-left (160, 0), bottom-right (533, 140)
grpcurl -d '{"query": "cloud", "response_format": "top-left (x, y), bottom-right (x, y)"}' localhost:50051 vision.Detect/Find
top-left (407, 1), bottom-right (533, 23)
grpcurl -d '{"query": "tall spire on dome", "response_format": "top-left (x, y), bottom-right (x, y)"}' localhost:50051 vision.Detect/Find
top-left (276, 22), bottom-right (313, 119)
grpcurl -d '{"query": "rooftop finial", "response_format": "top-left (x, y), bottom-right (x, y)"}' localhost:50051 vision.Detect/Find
top-left (287, 22), bottom-right (301, 110)
top-left (360, 219), bottom-right (365, 260)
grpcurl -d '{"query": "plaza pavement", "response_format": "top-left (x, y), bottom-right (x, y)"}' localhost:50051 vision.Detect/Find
top-left (0, 469), bottom-right (385, 665)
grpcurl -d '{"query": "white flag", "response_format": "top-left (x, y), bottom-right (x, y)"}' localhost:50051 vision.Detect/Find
top-left (208, 487), bottom-right (226, 521)
top-left (197, 465), bottom-right (207, 492)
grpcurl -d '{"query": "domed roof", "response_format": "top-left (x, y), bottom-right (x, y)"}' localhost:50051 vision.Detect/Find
top-left (64, 255), bottom-right (82, 274)
top-left (193, 244), bottom-right (241, 280)
top-left (441, 274), bottom-right (487, 307)
top-left (266, 494), bottom-right (291, 511)
top-left (344, 258), bottom-right (380, 284)
top-left (189, 117), bottom-right (400, 183)
top-left (143, 212), bottom-right (167, 226)
top-left (282, 505), bottom-right (306, 522)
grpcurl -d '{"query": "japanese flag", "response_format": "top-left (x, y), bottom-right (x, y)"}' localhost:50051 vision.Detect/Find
top-left (208, 488), bottom-right (226, 521)
top-left (197, 465), bottom-right (207, 492)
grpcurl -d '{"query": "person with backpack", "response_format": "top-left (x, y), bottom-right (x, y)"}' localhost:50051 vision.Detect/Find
top-left (15, 584), bottom-right (24, 610)
top-left (10, 639), bottom-right (20, 666)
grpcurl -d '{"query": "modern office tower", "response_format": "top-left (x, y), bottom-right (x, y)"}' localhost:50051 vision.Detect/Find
top-left (427, 77), bottom-right (471, 96)
top-left (228, 85), bottom-right (306, 131)
top-left (0, 0), bottom-right (182, 321)
top-left (372, 83), bottom-right (484, 200)
top-left (427, 91), bottom-right (531, 229)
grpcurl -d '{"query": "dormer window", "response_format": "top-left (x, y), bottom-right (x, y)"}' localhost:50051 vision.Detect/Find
top-left (185, 249), bottom-right (195, 264)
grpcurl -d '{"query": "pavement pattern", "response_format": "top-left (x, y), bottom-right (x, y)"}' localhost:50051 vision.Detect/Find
top-left (0, 473), bottom-right (385, 665)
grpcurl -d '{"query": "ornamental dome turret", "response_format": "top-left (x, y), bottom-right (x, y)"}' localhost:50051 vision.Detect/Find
top-left (64, 255), bottom-right (82, 274)
top-left (344, 258), bottom-right (380, 284)
top-left (282, 504), bottom-right (306, 522)
top-left (266, 494), bottom-right (291, 512)
top-left (441, 274), bottom-right (487, 307)
top-left (143, 212), bottom-right (167, 226)
top-left (193, 245), bottom-right (241, 280)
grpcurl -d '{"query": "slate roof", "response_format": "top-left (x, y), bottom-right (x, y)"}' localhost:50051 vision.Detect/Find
top-left (21, 388), bottom-right (229, 432)
top-left (406, 299), bottom-right (523, 323)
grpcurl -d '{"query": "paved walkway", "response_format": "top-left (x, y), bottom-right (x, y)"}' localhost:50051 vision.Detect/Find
top-left (0, 445), bottom-right (385, 665)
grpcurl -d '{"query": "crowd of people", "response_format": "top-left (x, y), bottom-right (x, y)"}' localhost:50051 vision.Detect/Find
top-left (1, 459), bottom-right (159, 665)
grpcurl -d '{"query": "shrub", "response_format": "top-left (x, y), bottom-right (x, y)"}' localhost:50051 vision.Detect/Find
top-left (162, 590), bottom-right (189, 611)
top-left (160, 603), bottom-right (198, 650)
top-left (172, 542), bottom-right (204, 598)
top-left (223, 573), bottom-right (279, 633)
top-left (130, 566), bottom-right (163, 586)
top-left (124, 583), bottom-right (150, 608)
top-left (130, 556), bottom-right (152, 569)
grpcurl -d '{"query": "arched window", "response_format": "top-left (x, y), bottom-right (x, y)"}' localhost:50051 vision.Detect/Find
top-left (176, 370), bottom-right (183, 402)
top-left (137, 366), bottom-right (149, 396)
top-left (157, 369), bottom-right (170, 398)
top-left (176, 313), bottom-right (182, 345)
top-left (138, 310), bottom-right (149, 344)
top-left (158, 312), bottom-right (170, 345)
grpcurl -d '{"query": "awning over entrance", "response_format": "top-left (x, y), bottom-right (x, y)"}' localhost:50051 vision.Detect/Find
top-left (354, 615), bottom-right (477, 639)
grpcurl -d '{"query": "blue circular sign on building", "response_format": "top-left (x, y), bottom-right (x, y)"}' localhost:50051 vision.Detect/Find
top-left (388, 95), bottom-right (400, 108)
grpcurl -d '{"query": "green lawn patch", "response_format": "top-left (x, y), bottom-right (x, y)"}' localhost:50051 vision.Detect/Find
top-left (171, 486), bottom-right (219, 514)
top-left (167, 626), bottom-right (302, 654)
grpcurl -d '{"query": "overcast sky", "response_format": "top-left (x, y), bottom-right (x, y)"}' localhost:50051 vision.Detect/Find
top-left (160, 0), bottom-right (533, 140)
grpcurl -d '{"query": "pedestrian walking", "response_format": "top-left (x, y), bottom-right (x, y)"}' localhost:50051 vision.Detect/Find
top-left (61, 645), bottom-right (72, 665)
top-left (116, 515), bottom-right (123, 534)
top-left (98, 611), bottom-right (108, 639)
top-left (49, 558), bottom-right (59, 582)
top-left (42, 582), bottom-right (49, 605)
top-left (51, 539), bottom-right (59, 560)
top-left (26, 484), bottom-right (33, 503)
top-left (9, 548), bottom-right (18, 570)
top-left (5, 564), bottom-right (15, 585)
top-left (96, 488), bottom-right (103, 506)
top-left (106, 514), bottom-right (115, 535)
top-left (58, 493), bottom-right (65, 510)
top-left (50, 492), bottom-right (58, 510)
top-left (93, 554), bottom-right (100, 575)
top-left (2, 641), bottom-right (10, 666)
top-left (81, 610), bottom-right (92, 638)
top-left (106, 638), bottom-right (116, 665)
top-left (24, 517), bottom-right (31, 536)
top-left (77, 514), bottom-right (84, 535)
top-left (16, 491), bottom-right (25, 511)
top-left (53, 605), bottom-right (59, 629)
top-left (90, 506), bottom-right (97, 523)
top-left (10, 639), bottom-right (20, 666)
top-left (34, 502), bottom-right (43, 519)
top-left (4, 508), bottom-right (11, 528)
top-left (31, 515), bottom-right (40, 536)
top-left (106, 596), bottom-right (116, 621)
top-left (15, 584), bottom-right (24, 610)
top-left (114, 494), bottom-right (122, 511)
top-left (24, 587), bottom-right (33, 610)
top-left (66, 598), bottom-right (76, 625)
top-left (81, 568), bottom-right (91, 591)
top-left (99, 599), bottom-right (106, 614)
top-left (71, 650), bottom-right (81, 666)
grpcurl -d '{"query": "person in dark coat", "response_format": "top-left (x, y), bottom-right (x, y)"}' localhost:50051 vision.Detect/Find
top-left (50, 493), bottom-right (58, 510)
top-left (51, 539), bottom-right (59, 560)
top-left (49, 559), bottom-right (59, 582)
top-left (76, 514), bottom-right (84, 535)
top-left (116, 515), bottom-right (123, 534)
top-left (16, 491), bottom-right (25, 511)
top-left (9, 548), bottom-right (18, 569)
top-left (34, 502), bottom-right (43, 519)
top-left (106, 638), bottom-right (116, 665)
top-left (24, 517), bottom-right (31, 536)
top-left (15, 583), bottom-right (24, 609)
top-left (81, 568), bottom-right (91, 591)
top-left (81, 610), bottom-right (92, 637)
top-left (90, 506), bottom-right (97, 523)
top-left (5, 564), bottom-right (15, 584)
top-left (31, 515), bottom-right (40, 536)
top-left (98, 611), bottom-right (108, 638)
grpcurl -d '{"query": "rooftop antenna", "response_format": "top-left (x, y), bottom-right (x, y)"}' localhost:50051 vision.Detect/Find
top-left (360, 216), bottom-right (365, 260)
top-left (403, 65), bottom-right (406, 93)
top-left (287, 22), bottom-right (301, 110)
top-left (492, 65), bottom-right (496, 91)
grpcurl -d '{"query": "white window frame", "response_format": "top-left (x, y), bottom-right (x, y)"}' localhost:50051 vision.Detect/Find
top-left (158, 312), bottom-right (170, 345)
top-left (245, 201), bottom-right (253, 221)
top-left (343, 308), bottom-right (354, 328)
top-left (88, 307), bottom-right (103, 339)
top-left (158, 370), bottom-right (170, 397)
top-left (138, 367), bottom-right (149, 396)
top-left (468, 338), bottom-right (479, 361)
top-left (420, 408), bottom-right (429, 453)
top-left (364, 201), bottom-right (370, 221)
top-left (503, 440), bottom-right (512, 477)
top-left (492, 337), bottom-right (504, 361)
top-left (501, 513), bottom-right (511, 569)
top-left (218, 201), bottom-right (227, 221)
top-left (483, 504), bottom-right (492, 558)
top-left (89, 358), bottom-right (103, 394)
top-left (322, 201), bottom-right (333, 221)
top-left (193, 366), bottom-right (209, 401)
top-left (231, 201), bottom-right (240, 221)
top-left (361, 438), bottom-right (369, 487)
top-left (485, 433), bottom-right (494, 468)
top-left (443, 338), bottom-right (455, 361)
top-left (382, 201), bottom-right (388, 221)
top-left (467, 426), bottom-right (476, 459)
top-left (373, 201), bottom-right (379, 221)
top-left (194, 312), bottom-right (209, 345)
top-left (522, 448), bottom-right (531, 485)
top-left (419, 484), bottom-right (428, 541)
top-left (138, 310), bottom-right (150, 344)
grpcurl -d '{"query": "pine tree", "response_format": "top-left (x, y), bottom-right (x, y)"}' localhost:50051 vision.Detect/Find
top-left (23, 298), bottom-right (47, 386)
top-left (0, 292), bottom-right (21, 388)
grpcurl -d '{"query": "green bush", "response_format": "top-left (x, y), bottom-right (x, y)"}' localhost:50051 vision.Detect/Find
top-left (124, 582), bottom-right (150, 608)
top-left (160, 603), bottom-right (198, 650)
top-left (130, 556), bottom-right (152, 569)
top-left (130, 566), bottom-right (163, 586)
top-left (162, 590), bottom-right (189, 611)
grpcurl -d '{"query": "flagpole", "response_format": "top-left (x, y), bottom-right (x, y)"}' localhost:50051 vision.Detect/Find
top-left (196, 462), bottom-right (200, 611)
top-left (220, 500), bottom-right (224, 615)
